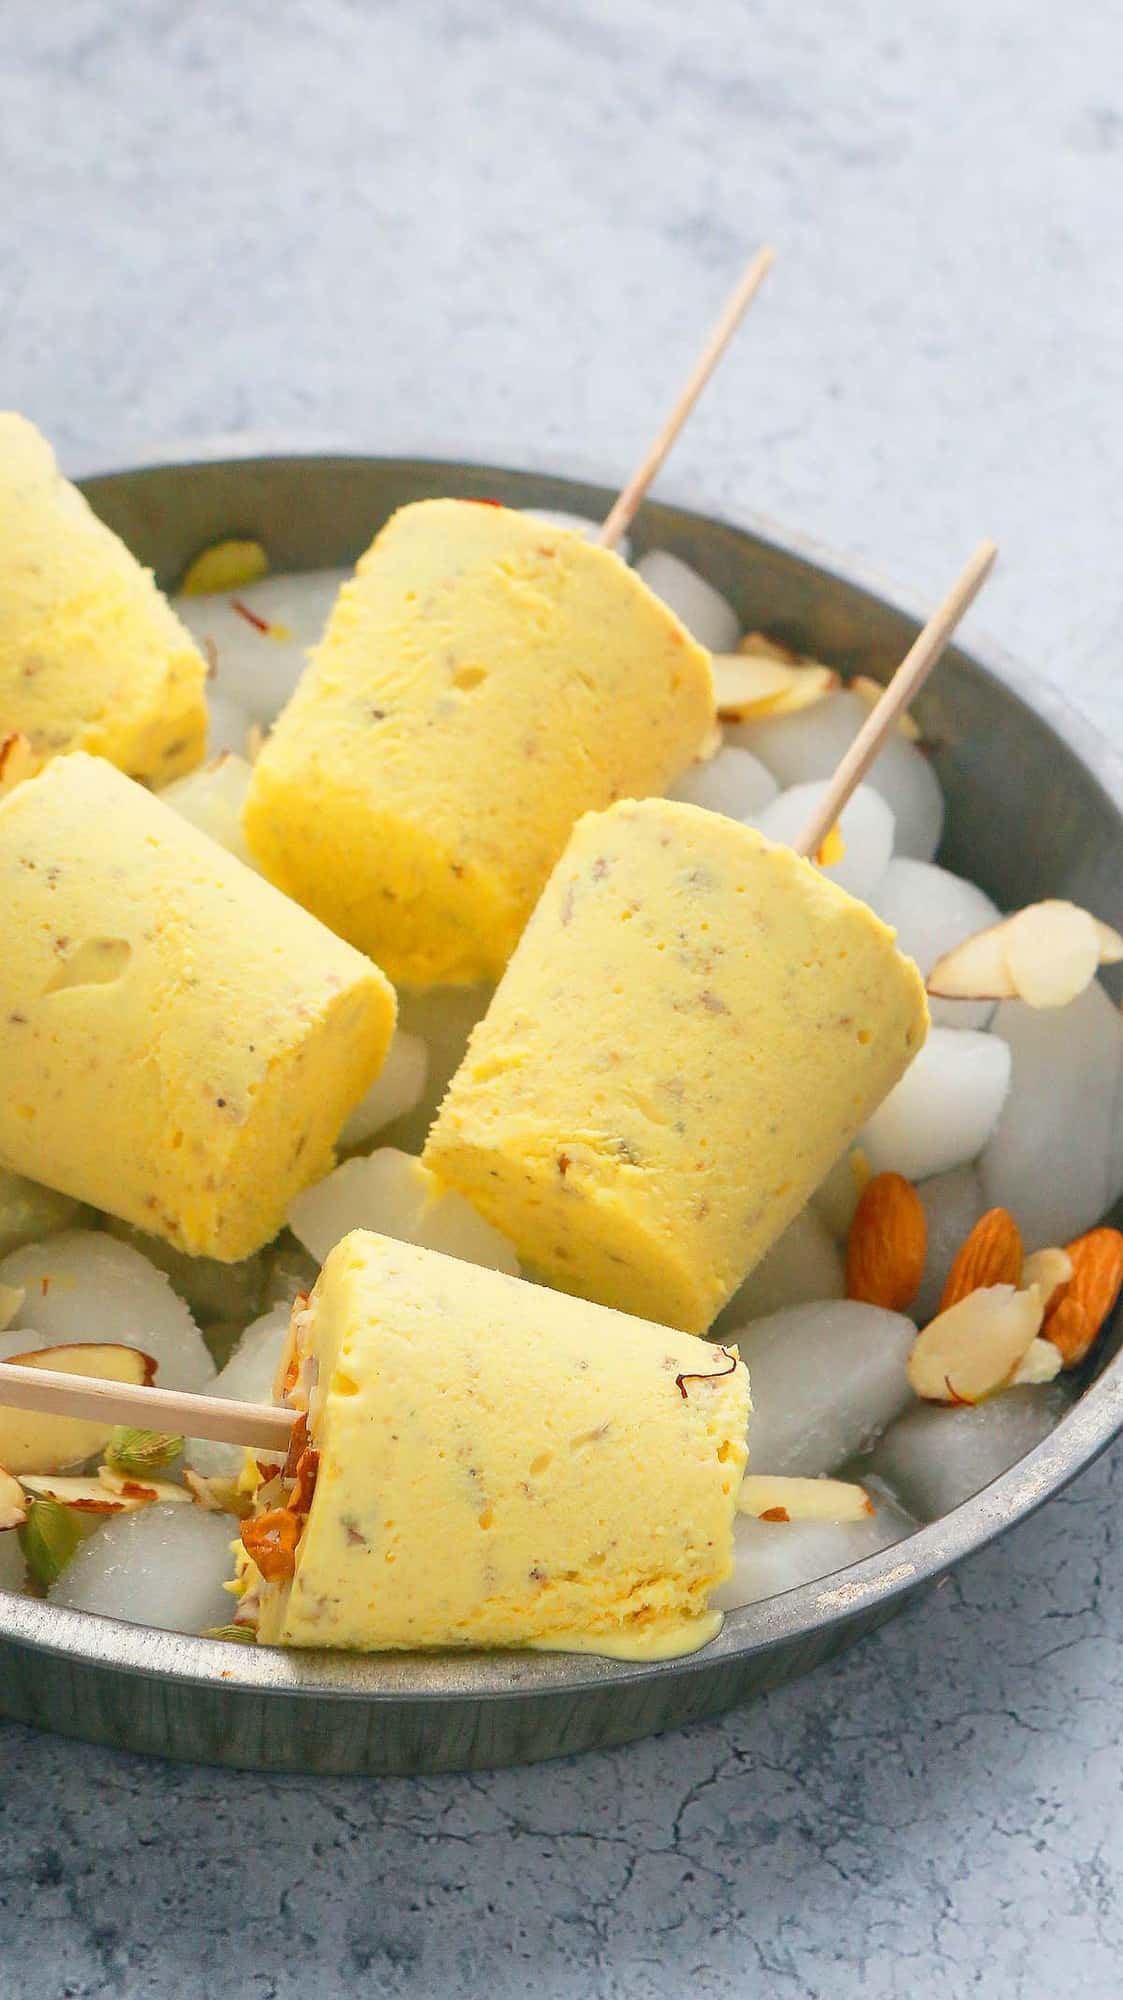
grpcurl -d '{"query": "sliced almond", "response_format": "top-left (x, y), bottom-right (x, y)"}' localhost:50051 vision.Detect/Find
top-left (97, 1466), bottom-right (191, 1506)
top-left (1020, 1247), bottom-right (1073, 1309)
top-left (1002, 901), bottom-right (1101, 1009)
top-left (928, 900), bottom-right (1119, 1008)
top-left (737, 1474), bottom-right (875, 1523)
top-left (18, 1473), bottom-right (149, 1513)
top-left (907, 1283), bottom-right (1044, 1403)
top-left (713, 641), bottom-right (838, 721)
top-left (927, 925), bottom-right (1016, 1002)
top-left (0, 1466), bottom-right (27, 1530)
top-left (1012, 1338), bottom-right (1064, 1386)
top-left (849, 675), bottom-right (922, 740)
top-left (183, 1468), bottom-right (252, 1518)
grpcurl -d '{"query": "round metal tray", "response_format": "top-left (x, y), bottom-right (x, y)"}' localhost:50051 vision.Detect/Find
top-left (2, 448), bottom-right (1121, 1775)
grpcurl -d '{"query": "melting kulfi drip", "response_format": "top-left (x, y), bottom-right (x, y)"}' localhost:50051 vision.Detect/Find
top-left (243, 500), bottom-right (714, 986)
top-left (0, 413), bottom-right (208, 784)
top-left (425, 799), bottom-right (929, 1332)
top-left (251, 1230), bottom-right (750, 1660)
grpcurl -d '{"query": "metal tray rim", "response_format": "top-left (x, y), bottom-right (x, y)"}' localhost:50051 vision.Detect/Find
top-left (3, 441), bottom-right (1121, 1717)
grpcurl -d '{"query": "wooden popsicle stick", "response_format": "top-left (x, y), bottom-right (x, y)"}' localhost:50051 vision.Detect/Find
top-left (599, 244), bottom-right (776, 550)
top-left (793, 540), bottom-right (998, 861)
top-left (0, 1360), bottom-right (293, 1452)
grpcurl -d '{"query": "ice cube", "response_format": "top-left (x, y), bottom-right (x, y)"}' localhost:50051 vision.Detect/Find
top-left (205, 687), bottom-right (253, 760)
top-left (980, 980), bottom-right (1123, 1249)
top-left (810, 1150), bottom-right (867, 1243)
top-left (338, 1031), bottom-right (429, 1150)
top-left (186, 1305), bottom-right (293, 1479)
top-left (288, 1148), bottom-right (519, 1276)
top-left (731, 1301), bottom-right (916, 1476)
top-left (666, 745), bottom-right (779, 820)
top-left (0, 1168), bottom-right (86, 1259)
top-left (914, 1164), bottom-right (985, 1323)
top-left (869, 858), bottom-right (1001, 1030)
top-left (49, 1503), bottom-right (236, 1633)
top-left (869, 1385), bottom-right (1070, 1520)
top-left (0, 1233), bottom-right (216, 1393)
top-left (159, 754), bottom-right (256, 869)
top-left (522, 508), bottom-right (631, 564)
top-left (714, 1207), bottom-right (844, 1332)
top-left (713, 1492), bottom-right (915, 1610)
top-left (862, 1028), bottom-right (1011, 1181)
top-left (751, 780), bottom-right (895, 902)
top-left (177, 569), bottom-right (351, 722)
top-left (102, 1220), bottom-right (267, 1330)
top-left (378, 982), bottom-right (494, 1155)
top-left (731, 689), bottom-right (944, 860)
top-left (634, 550), bottom-right (741, 653)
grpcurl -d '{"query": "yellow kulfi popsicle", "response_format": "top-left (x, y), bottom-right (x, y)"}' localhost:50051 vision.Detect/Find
top-left (0, 414), bottom-right (208, 784)
top-left (425, 799), bottom-right (929, 1332)
top-left (0, 754), bottom-right (396, 1260)
top-left (242, 500), bottom-right (714, 985)
top-left (246, 1230), bottom-right (750, 1659)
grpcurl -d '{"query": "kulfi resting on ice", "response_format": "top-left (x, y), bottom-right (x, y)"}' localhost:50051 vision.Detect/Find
top-left (0, 754), bottom-right (396, 1260)
top-left (242, 1231), bottom-right (750, 1659)
top-left (425, 799), bottom-right (929, 1333)
top-left (0, 414), bottom-right (208, 784)
top-left (243, 500), bottom-right (714, 985)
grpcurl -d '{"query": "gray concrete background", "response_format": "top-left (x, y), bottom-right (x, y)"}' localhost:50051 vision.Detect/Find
top-left (2, 2), bottom-right (1122, 1994)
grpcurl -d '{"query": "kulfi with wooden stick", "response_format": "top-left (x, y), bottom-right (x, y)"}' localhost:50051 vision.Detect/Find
top-left (0, 753), bottom-right (396, 1261)
top-left (0, 414), bottom-right (208, 784)
top-left (240, 1230), bottom-right (750, 1659)
top-left (242, 500), bottom-right (714, 986)
top-left (425, 798), bottom-right (929, 1333)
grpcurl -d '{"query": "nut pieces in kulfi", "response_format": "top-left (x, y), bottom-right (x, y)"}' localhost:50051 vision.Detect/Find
top-left (0, 753), bottom-right (396, 1261)
top-left (0, 415), bottom-right (208, 785)
top-left (239, 1230), bottom-right (750, 1660)
top-left (426, 798), bottom-right (929, 1333)
top-left (243, 499), bottom-right (715, 985)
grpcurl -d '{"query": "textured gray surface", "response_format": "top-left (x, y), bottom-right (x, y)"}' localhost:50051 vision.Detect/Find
top-left (2, 1), bottom-right (1122, 1993)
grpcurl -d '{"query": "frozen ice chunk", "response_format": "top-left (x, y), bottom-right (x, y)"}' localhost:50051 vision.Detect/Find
top-left (869, 1385), bottom-right (1070, 1520)
top-left (751, 780), bottom-right (894, 902)
top-left (731, 689), bottom-right (944, 860)
top-left (102, 1220), bottom-right (267, 1330)
top-left (666, 745), bottom-right (778, 820)
top-left (338, 1031), bottom-right (429, 1150)
top-left (714, 1207), bottom-right (844, 1331)
top-left (0, 1233), bottom-right (215, 1393)
top-left (713, 1493), bottom-right (915, 1610)
top-left (731, 1301), bottom-right (916, 1476)
top-left (205, 687), bottom-right (252, 760)
top-left (288, 1148), bottom-right (518, 1276)
top-left (186, 1306), bottom-right (293, 1479)
top-left (869, 858), bottom-right (1001, 1030)
top-left (159, 753), bottom-right (256, 870)
top-left (49, 1504), bottom-right (236, 1633)
top-left (810, 1150), bottom-right (867, 1244)
top-left (914, 1165), bottom-right (986, 1324)
top-left (863, 1028), bottom-right (1011, 1181)
top-left (177, 568), bottom-right (351, 723)
top-left (634, 549), bottom-right (740, 653)
top-left (981, 981), bottom-right (1123, 1249)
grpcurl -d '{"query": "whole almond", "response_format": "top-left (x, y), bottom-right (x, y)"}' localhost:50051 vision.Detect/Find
top-left (940, 1207), bottom-right (1024, 1313)
top-left (1043, 1226), bottom-right (1123, 1367)
top-left (846, 1172), bottom-right (927, 1311)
